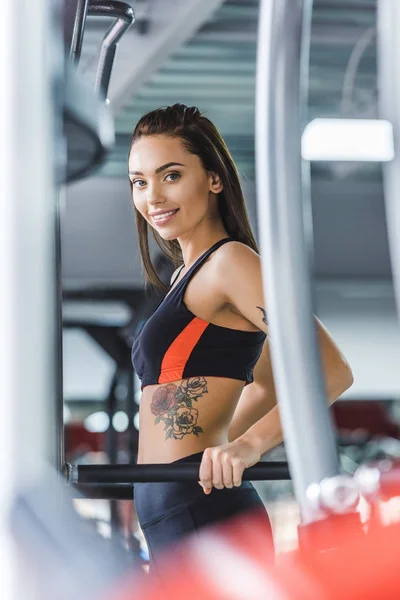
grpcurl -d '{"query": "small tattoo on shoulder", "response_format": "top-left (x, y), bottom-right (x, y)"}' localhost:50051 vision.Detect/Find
top-left (256, 306), bottom-right (268, 326)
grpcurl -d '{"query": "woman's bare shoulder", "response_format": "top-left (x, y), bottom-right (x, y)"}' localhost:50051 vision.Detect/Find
top-left (212, 240), bottom-right (261, 277)
top-left (209, 241), bottom-right (267, 332)
top-left (218, 240), bottom-right (259, 257)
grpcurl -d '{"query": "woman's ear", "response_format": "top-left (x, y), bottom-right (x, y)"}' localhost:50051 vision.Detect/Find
top-left (209, 171), bottom-right (224, 194)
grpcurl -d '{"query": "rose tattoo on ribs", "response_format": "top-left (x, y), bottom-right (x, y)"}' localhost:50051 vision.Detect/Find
top-left (150, 377), bottom-right (208, 440)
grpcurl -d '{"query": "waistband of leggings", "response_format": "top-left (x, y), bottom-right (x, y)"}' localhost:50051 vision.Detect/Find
top-left (133, 451), bottom-right (204, 489)
top-left (170, 451), bottom-right (204, 464)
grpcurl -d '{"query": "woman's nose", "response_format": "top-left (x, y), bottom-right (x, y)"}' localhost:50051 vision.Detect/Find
top-left (147, 184), bottom-right (165, 206)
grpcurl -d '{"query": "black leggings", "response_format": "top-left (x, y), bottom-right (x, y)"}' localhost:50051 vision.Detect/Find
top-left (134, 451), bottom-right (273, 571)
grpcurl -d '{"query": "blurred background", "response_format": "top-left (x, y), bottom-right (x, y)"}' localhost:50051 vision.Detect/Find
top-left (62, 0), bottom-right (400, 559)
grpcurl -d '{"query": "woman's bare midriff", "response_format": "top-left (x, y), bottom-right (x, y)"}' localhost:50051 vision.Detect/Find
top-left (137, 376), bottom-right (245, 464)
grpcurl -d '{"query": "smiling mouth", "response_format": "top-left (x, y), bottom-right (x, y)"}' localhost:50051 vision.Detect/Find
top-left (151, 209), bottom-right (179, 224)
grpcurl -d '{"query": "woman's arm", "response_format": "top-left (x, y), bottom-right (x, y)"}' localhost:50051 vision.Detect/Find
top-left (228, 338), bottom-right (277, 444)
top-left (217, 241), bottom-right (352, 383)
top-left (229, 318), bottom-right (354, 454)
top-left (198, 243), bottom-right (353, 492)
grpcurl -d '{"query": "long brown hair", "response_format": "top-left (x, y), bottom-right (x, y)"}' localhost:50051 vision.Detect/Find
top-left (128, 103), bottom-right (258, 291)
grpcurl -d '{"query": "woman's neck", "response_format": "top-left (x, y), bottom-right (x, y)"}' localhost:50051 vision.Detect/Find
top-left (178, 227), bottom-right (229, 269)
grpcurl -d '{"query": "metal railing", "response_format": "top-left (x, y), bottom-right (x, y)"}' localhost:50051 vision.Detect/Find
top-left (68, 0), bottom-right (135, 99)
top-left (66, 460), bottom-right (290, 484)
top-left (255, 0), bottom-right (339, 524)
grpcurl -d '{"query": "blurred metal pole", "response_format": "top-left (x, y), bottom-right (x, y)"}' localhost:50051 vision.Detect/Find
top-left (94, 19), bottom-right (125, 100)
top-left (377, 2), bottom-right (400, 331)
top-left (105, 371), bottom-right (121, 536)
top-left (0, 0), bottom-right (61, 597)
top-left (55, 189), bottom-right (66, 473)
top-left (88, 1), bottom-right (135, 100)
top-left (126, 370), bottom-right (138, 463)
top-left (106, 371), bottom-right (119, 465)
top-left (69, 0), bottom-right (90, 63)
top-left (255, 0), bottom-right (339, 523)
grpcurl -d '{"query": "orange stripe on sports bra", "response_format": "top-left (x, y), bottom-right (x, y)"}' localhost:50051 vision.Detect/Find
top-left (158, 317), bottom-right (209, 383)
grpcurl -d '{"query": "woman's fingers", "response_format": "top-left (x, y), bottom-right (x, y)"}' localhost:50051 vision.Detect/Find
top-left (199, 450), bottom-right (213, 493)
top-left (199, 447), bottom-right (247, 493)
top-left (232, 457), bottom-right (245, 487)
top-left (199, 449), bottom-right (224, 492)
top-left (222, 455), bottom-right (234, 488)
top-left (211, 458), bottom-right (224, 489)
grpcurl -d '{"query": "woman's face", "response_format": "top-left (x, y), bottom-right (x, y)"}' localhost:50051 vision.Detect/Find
top-left (128, 135), bottom-right (223, 241)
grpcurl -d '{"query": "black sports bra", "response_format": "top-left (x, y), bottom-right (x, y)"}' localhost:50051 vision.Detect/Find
top-left (131, 238), bottom-right (266, 389)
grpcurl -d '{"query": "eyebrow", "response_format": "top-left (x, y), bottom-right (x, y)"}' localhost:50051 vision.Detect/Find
top-left (129, 162), bottom-right (185, 177)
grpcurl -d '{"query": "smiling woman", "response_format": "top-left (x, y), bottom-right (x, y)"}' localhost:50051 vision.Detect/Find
top-left (130, 160), bottom-right (184, 226)
top-left (127, 103), bottom-right (259, 290)
top-left (127, 103), bottom-right (353, 574)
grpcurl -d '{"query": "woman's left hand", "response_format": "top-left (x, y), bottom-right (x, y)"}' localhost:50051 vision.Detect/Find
top-left (198, 439), bottom-right (261, 494)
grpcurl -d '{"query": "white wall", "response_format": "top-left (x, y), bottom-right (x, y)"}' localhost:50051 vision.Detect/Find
top-left (62, 177), bottom-right (140, 290)
top-left (63, 329), bottom-right (115, 401)
top-left (315, 283), bottom-right (400, 400)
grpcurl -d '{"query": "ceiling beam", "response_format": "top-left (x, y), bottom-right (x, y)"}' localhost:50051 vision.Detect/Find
top-left (313, 2), bottom-right (375, 9)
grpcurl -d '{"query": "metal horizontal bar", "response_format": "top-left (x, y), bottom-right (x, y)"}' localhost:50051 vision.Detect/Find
top-left (67, 461), bottom-right (291, 484)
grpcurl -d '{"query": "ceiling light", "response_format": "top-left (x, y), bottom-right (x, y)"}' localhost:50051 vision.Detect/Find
top-left (302, 118), bottom-right (394, 162)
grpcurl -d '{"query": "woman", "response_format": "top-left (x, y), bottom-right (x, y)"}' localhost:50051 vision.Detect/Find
top-left (129, 103), bottom-right (353, 570)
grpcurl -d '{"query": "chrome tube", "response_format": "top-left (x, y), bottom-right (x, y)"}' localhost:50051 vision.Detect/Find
top-left (67, 461), bottom-right (291, 484)
top-left (377, 1), bottom-right (400, 334)
top-left (88, 1), bottom-right (135, 99)
top-left (69, 0), bottom-right (90, 63)
top-left (255, 0), bottom-right (339, 523)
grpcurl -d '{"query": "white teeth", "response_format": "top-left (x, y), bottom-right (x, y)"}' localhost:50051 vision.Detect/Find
top-left (152, 210), bottom-right (176, 220)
